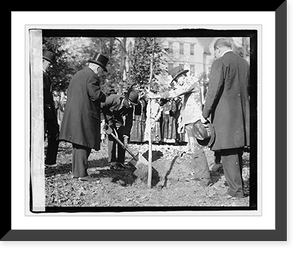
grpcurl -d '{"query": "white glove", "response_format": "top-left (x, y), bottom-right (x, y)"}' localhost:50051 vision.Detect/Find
top-left (123, 135), bottom-right (129, 147)
top-left (200, 115), bottom-right (208, 124)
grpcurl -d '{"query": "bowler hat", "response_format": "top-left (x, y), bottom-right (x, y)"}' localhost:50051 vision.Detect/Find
top-left (192, 119), bottom-right (215, 147)
top-left (88, 53), bottom-right (109, 72)
top-left (127, 90), bottom-right (139, 105)
top-left (169, 66), bottom-right (189, 84)
top-left (43, 49), bottom-right (56, 65)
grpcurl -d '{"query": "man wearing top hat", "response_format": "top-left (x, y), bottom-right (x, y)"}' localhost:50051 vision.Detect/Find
top-left (59, 53), bottom-right (109, 181)
top-left (102, 88), bottom-right (139, 171)
top-left (148, 66), bottom-right (212, 187)
top-left (43, 49), bottom-right (60, 168)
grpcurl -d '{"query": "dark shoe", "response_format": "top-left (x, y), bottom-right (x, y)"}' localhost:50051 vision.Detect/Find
top-left (110, 164), bottom-right (122, 171)
top-left (219, 193), bottom-right (237, 200)
top-left (116, 162), bottom-right (126, 168)
top-left (45, 163), bottom-right (58, 168)
top-left (211, 163), bottom-right (223, 173)
top-left (118, 162), bottom-right (133, 169)
top-left (218, 190), bottom-right (244, 199)
top-left (79, 176), bottom-right (98, 182)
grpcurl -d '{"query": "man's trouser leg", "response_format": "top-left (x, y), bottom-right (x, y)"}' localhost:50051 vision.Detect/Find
top-left (72, 143), bottom-right (91, 177)
top-left (116, 126), bottom-right (126, 164)
top-left (212, 151), bottom-right (223, 172)
top-left (45, 119), bottom-right (59, 165)
top-left (185, 124), bottom-right (211, 183)
top-left (220, 148), bottom-right (244, 198)
top-left (107, 133), bottom-right (117, 164)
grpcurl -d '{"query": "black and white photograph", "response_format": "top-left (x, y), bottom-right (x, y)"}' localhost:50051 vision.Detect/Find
top-left (7, 6), bottom-right (290, 245)
top-left (29, 28), bottom-right (257, 213)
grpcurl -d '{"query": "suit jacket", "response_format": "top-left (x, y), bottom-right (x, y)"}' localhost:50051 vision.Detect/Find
top-left (43, 71), bottom-right (56, 120)
top-left (59, 67), bottom-right (106, 150)
top-left (203, 52), bottom-right (250, 150)
top-left (102, 94), bottom-right (133, 137)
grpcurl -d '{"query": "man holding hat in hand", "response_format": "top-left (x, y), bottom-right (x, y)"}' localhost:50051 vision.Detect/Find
top-left (59, 53), bottom-right (109, 181)
top-left (202, 38), bottom-right (250, 199)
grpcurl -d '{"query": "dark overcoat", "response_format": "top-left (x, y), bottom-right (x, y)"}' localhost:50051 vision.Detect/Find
top-left (43, 71), bottom-right (56, 120)
top-left (59, 67), bottom-right (106, 150)
top-left (202, 52), bottom-right (250, 151)
top-left (102, 94), bottom-right (133, 137)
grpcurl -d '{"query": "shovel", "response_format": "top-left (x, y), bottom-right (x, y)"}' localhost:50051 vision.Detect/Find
top-left (103, 124), bottom-right (160, 186)
top-left (103, 124), bottom-right (149, 166)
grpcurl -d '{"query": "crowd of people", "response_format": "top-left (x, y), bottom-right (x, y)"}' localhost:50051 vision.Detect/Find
top-left (42, 37), bottom-right (250, 199)
top-left (101, 95), bottom-right (187, 146)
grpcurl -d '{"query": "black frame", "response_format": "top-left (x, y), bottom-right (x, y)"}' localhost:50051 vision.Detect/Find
top-left (6, 2), bottom-right (286, 240)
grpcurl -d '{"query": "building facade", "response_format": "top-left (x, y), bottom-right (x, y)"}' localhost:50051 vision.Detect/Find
top-left (157, 37), bottom-right (205, 79)
top-left (122, 37), bottom-right (250, 87)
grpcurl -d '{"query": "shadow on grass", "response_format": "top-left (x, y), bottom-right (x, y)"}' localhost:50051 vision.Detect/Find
top-left (45, 163), bottom-right (72, 177)
top-left (90, 166), bottom-right (138, 186)
top-left (45, 158), bottom-right (109, 178)
top-left (163, 155), bottom-right (179, 188)
top-left (88, 157), bottom-right (109, 168)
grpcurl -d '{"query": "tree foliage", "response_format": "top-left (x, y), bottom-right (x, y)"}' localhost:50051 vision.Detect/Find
top-left (43, 36), bottom-right (167, 95)
top-left (127, 37), bottom-right (167, 92)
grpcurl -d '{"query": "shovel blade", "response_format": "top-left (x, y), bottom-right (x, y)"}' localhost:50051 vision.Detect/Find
top-left (137, 153), bottom-right (149, 165)
top-left (131, 153), bottom-right (160, 186)
top-left (129, 153), bottom-right (148, 167)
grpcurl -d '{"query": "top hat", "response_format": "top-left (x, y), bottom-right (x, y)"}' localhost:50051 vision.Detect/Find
top-left (169, 66), bottom-right (189, 84)
top-left (127, 89), bottom-right (139, 105)
top-left (43, 49), bottom-right (56, 65)
top-left (192, 119), bottom-right (216, 147)
top-left (88, 53), bottom-right (109, 72)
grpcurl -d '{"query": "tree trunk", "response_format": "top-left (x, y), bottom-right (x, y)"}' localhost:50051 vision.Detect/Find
top-left (118, 37), bottom-right (127, 81)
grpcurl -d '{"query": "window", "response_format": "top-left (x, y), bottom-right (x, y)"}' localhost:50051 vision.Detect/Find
top-left (190, 65), bottom-right (195, 76)
top-left (168, 63), bottom-right (174, 73)
top-left (179, 64), bottom-right (184, 69)
top-left (180, 43), bottom-right (184, 55)
top-left (168, 41), bottom-right (173, 54)
top-left (190, 44), bottom-right (194, 55)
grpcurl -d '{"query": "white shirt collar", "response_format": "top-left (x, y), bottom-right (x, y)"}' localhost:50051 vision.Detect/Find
top-left (221, 49), bottom-right (233, 57)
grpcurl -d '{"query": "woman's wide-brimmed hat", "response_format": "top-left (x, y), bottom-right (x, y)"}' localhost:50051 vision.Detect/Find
top-left (88, 53), bottom-right (109, 72)
top-left (192, 119), bottom-right (216, 147)
top-left (169, 66), bottom-right (189, 84)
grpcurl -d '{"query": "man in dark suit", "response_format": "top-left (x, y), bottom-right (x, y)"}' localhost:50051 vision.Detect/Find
top-left (43, 50), bottom-right (59, 168)
top-left (102, 89), bottom-right (139, 170)
top-left (202, 38), bottom-right (250, 198)
top-left (59, 53), bottom-right (109, 181)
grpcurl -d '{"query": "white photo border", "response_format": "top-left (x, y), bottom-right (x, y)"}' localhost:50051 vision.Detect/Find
top-left (7, 5), bottom-right (286, 240)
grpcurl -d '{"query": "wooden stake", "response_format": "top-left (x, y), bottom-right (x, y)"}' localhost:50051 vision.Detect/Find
top-left (147, 38), bottom-right (155, 188)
